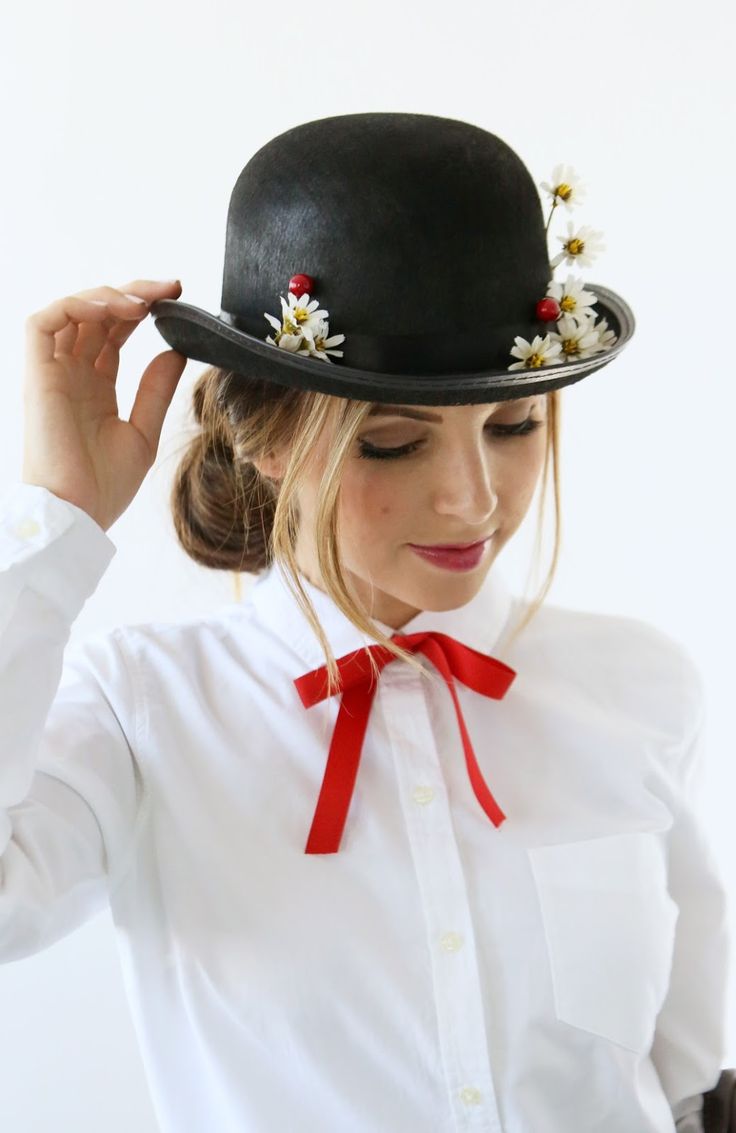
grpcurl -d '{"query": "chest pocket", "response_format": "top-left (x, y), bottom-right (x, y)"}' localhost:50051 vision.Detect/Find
top-left (527, 831), bottom-right (679, 1054)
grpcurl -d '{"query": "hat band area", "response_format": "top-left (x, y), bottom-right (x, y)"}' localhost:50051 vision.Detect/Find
top-left (219, 310), bottom-right (548, 375)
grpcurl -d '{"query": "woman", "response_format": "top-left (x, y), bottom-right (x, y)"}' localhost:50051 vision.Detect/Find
top-left (2, 112), bottom-right (728, 1132)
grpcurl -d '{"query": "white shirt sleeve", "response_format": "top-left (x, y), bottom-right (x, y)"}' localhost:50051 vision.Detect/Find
top-left (650, 666), bottom-right (731, 1132)
top-left (0, 482), bottom-right (146, 961)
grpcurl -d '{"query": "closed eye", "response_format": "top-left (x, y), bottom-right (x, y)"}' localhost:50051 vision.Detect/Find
top-left (357, 416), bottom-right (545, 461)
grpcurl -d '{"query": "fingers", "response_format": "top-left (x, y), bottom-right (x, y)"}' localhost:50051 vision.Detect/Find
top-left (26, 295), bottom-right (123, 372)
top-left (25, 280), bottom-right (182, 372)
top-left (94, 320), bottom-right (150, 384)
top-left (70, 290), bottom-right (150, 364)
top-left (72, 279), bottom-right (181, 305)
top-left (71, 280), bottom-right (182, 364)
top-left (91, 280), bottom-right (183, 382)
top-left (128, 349), bottom-right (189, 458)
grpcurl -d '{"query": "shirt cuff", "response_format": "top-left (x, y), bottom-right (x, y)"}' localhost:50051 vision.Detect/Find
top-left (0, 482), bottom-right (117, 622)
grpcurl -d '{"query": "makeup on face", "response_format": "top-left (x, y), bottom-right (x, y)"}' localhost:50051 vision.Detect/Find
top-left (357, 398), bottom-right (545, 461)
top-left (407, 537), bottom-right (493, 572)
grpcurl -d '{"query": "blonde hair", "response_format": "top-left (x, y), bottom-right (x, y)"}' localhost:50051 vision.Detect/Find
top-left (171, 367), bottom-right (561, 699)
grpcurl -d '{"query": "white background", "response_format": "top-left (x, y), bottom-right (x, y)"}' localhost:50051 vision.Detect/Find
top-left (1, 0), bottom-right (734, 1127)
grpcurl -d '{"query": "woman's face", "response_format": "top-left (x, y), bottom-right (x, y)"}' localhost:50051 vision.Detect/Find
top-left (259, 394), bottom-right (549, 630)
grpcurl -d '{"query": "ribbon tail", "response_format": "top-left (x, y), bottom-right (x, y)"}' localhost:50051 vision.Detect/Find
top-left (422, 641), bottom-right (507, 828)
top-left (448, 675), bottom-right (507, 827)
top-left (305, 682), bottom-right (378, 854)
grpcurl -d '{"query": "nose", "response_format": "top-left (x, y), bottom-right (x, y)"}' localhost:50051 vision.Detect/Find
top-left (430, 442), bottom-right (499, 526)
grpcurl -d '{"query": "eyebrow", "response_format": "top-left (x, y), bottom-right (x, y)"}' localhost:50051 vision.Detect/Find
top-left (367, 400), bottom-right (533, 423)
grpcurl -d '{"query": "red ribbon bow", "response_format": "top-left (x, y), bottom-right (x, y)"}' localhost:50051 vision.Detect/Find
top-left (293, 631), bottom-right (517, 854)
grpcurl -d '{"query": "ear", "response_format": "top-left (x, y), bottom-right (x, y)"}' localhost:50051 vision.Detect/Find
top-left (251, 451), bottom-right (286, 483)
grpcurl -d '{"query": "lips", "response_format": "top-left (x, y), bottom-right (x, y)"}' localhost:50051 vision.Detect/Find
top-left (409, 535), bottom-right (493, 551)
top-left (408, 536), bottom-right (493, 572)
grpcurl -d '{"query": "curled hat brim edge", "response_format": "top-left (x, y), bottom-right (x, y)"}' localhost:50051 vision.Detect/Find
top-left (148, 283), bottom-right (636, 406)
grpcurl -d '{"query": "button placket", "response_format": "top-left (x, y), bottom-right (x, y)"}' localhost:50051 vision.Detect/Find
top-left (378, 675), bottom-right (503, 1132)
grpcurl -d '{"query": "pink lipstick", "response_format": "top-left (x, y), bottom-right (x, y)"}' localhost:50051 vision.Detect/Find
top-left (408, 536), bottom-right (492, 572)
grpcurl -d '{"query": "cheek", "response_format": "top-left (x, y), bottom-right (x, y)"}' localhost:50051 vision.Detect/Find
top-left (500, 438), bottom-right (547, 519)
top-left (339, 466), bottom-right (411, 536)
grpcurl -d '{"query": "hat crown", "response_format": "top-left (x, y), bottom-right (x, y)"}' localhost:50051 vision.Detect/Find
top-left (220, 112), bottom-right (551, 365)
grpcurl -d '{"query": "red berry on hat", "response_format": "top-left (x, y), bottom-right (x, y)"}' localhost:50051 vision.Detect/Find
top-left (289, 273), bottom-right (315, 299)
top-left (536, 297), bottom-right (561, 321)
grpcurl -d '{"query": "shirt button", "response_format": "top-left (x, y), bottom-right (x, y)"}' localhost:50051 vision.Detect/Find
top-left (439, 931), bottom-right (464, 952)
top-left (412, 785), bottom-right (435, 805)
top-left (13, 517), bottom-right (41, 539)
top-left (459, 1085), bottom-right (482, 1106)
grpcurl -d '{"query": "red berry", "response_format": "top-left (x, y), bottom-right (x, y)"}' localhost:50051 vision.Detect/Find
top-left (289, 273), bottom-right (315, 299)
top-left (536, 297), bottom-right (561, 321)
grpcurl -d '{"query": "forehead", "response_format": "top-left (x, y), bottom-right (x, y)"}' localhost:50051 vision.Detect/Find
top-left (367, 396), bottom-right (538, 422)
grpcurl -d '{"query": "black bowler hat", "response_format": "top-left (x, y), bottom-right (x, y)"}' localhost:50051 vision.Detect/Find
top-left (149, 111), bottom-right (635, 407)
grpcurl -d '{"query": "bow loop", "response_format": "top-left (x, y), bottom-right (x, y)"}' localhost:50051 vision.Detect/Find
top-left (294, 641), bottom-right (398, 708)
top-left (392, 631), bottom-right (516, 698)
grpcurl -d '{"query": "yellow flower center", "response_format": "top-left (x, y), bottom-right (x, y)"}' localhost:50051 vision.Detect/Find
top-left (561, 295), bottom-right (576, 312)
top-left (566, 238), bottom-right (584, 256)
top-left (562, 338), bottom-right (579, 354)
top-left (283, 319), bottom-right (298, 335)
top-left (526, 352), bottom-right (547, 368)
top-left (556, 182), bottom-right (573, 201)
top-left (294, 306), bottom-right (309, 323)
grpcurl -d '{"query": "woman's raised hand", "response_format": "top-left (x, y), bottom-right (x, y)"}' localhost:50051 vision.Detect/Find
top-left (22, 279), bottom-right (187, 532)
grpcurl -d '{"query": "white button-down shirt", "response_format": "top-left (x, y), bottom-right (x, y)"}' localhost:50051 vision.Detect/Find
top-left (0, 481), bottom-right (730, 1133)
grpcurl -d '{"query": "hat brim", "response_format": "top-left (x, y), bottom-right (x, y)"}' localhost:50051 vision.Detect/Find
top-left (149, 282), bottom-right (635, 406)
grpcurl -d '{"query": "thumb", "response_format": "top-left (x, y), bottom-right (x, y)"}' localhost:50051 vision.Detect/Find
top-left (128, 350), bottom-right (188, 457)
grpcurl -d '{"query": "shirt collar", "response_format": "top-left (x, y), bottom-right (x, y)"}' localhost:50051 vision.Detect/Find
top-left (245, 559), bottom-right (518, 671)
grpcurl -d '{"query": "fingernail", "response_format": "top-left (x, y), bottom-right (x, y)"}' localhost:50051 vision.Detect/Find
top-left (161, 279), bottom-right (180, 285)
top-left (124, 293), bottom-right (148, 304)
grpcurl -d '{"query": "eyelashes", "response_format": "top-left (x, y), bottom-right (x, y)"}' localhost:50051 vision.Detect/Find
top-left (357, 416), bottom-right (545, 461)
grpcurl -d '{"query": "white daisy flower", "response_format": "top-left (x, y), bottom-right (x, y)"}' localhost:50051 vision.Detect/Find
top-left (280, 291), bottom-right (328, 335)
top-left (264, 311), bottom-right (286, 334)
top-left (546, 274), bottom-right (598, 322)
top-left (264, 292), bottom-right (346, 361)
top-left (508, 333), bottom-right (564, 371)
top-left (302, 317), bottom-right (346, 361)
top-left (263, 308), bottom-right (307, 349)
top-left (589, 316), bottom-right (618, 353)
top-left (265, 327), bottom-right (310, 353)
top-left (540, 164), bottom-right (586, 211)
top-left (551, 223), bottom-right (606, 269)
top-left (553, 313), bottom-right (601, 361)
